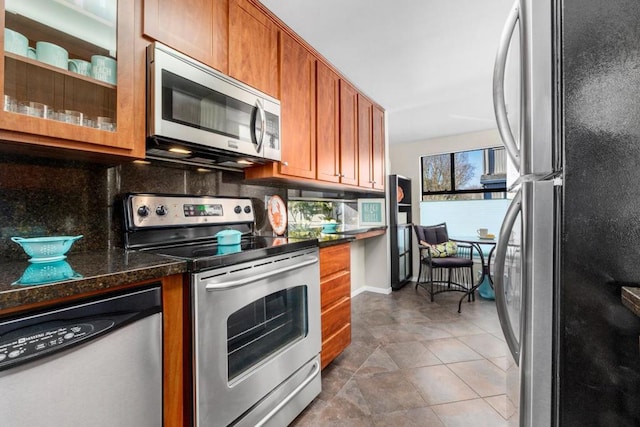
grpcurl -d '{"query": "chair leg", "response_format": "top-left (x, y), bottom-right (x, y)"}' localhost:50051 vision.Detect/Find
top-left (429, 266), bottom-right (435, 302)
top-left (415, 261), bottom-right (423, 289)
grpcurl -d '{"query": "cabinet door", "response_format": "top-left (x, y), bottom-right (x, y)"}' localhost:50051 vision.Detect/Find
top-left (1, 0), bottom-right (138, 157)
top-left (228, 0), bottom-right (278, 97)
top-left (339, 80), bottom-right (358, 186)
top-left (371, 105), bottom-right (385, 191)
top-left (357, 94), bottom-right (373, 188)
top-left (278, 32), bottom-right (315, 179)
top-left (316, 61), bottom-right (340, 183)
top-left (143, 0), bottom-right (228, 73)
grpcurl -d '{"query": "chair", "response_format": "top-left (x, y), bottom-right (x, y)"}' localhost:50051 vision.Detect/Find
top-left (413, 223), bottom-right (475, 302)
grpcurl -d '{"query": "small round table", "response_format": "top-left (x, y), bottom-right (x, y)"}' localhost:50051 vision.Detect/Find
top-left (451, 236), bottom-right (497, 313)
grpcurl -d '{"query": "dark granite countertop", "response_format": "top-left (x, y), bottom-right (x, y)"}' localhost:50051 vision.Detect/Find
top-left (317, 226), bottom-right (387, 248)
top-left (622, 287), bottom-right (640, 318)
top-left (0, 249), bottom-right (187, 316)
top-left (0, 227), bottom-right (387, 315)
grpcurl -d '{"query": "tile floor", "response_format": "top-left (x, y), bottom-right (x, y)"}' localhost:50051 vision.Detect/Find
top-left (291, 283), bottom-right (516, 426)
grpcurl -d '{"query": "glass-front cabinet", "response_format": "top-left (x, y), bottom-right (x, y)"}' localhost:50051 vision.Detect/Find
top-left (1, 0), bottom-right (136, 155)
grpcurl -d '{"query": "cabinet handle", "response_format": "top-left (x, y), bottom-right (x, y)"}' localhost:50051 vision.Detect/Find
top-left (282, 161), bottom-right (289, 166)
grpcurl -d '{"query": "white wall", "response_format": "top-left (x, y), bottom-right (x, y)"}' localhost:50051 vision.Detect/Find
top-left (388, 128), bottom-right (502, 279)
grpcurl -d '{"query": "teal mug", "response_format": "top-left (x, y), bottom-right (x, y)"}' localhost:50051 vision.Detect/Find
top-left (90, 55), bottom-right (117, 84)
top-left (68, 59), bottom-right (92, 76)
top-left (4, 28), bottom-right (29, 56)
top-left (35, 41), bottom-right (68, 69)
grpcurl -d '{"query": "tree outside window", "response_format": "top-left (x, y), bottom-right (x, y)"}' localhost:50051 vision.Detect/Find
top-left (421, 147), bottom-right (507, 200)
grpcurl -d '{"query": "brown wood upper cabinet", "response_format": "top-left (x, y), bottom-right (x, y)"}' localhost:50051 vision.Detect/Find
top-left (143, 0), bottom-right (228, 73)
top-left (357, 95), bottom-right (386, 191)
top-left (228, 0), bottom-right (279, 98)
top-left (338, 80), bottom-right (358, 186)
top-left (0, 0), bottom-right (141, 160)
top-left (278, 32), bottom-right (316, 179)
top-left (357, 94), bottom-right (373, 188)
top-left (316, 61), bottom-right (340, 184)
top-left (371, 105), bottom-right (386, 191)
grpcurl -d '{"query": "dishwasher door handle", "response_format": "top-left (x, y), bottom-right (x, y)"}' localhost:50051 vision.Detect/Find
top-left (204, 256), bottom-right (319, 291)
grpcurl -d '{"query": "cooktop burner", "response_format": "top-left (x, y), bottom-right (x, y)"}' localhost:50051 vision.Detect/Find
top-left (122, 194), bottom-right (318, 271)
top-left (144, 235), bottom-right (315, 270)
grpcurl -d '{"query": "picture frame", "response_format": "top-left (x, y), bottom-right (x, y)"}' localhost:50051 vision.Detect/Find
top-left (357, 198), bottom-right (386, 227)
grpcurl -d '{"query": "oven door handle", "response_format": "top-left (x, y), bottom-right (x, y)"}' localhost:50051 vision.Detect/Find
top-left (254, 360), bottom-right (321, 427)
top-left (204, 256), bottom-right (319, 291)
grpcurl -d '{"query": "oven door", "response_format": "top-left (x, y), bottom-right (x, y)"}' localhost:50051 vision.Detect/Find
top-left (192, 249), bottom-right (321, 427)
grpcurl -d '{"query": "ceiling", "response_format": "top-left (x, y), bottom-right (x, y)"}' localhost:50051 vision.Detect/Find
top-left (259, 0), bottom-right (514, 144)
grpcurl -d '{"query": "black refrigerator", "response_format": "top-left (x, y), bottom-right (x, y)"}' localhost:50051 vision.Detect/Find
top-left (492, 0), bottom-right (640, 425)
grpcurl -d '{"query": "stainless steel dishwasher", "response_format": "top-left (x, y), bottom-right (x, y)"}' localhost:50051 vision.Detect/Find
top-left (0, 286), bottom-right (162, 427)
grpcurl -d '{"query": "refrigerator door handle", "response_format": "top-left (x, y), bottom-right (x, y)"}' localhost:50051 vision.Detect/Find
top-left (494, 189), bottom-right (521, 363)
top-left (492, 0), bottom-right (521, 170)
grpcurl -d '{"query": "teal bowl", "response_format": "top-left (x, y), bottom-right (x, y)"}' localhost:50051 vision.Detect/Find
top-left (321, 223), bottom-right (338, 234)
top-left (13, 260), bottom-right (82, 286)
top-left (11, 235), bottom-right (83, 262)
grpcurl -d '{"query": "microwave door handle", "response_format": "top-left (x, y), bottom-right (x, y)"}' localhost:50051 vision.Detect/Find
top-left (253, 99), bottom-right (266, 153)
top-left (492, 1), bottom-right (521, 171)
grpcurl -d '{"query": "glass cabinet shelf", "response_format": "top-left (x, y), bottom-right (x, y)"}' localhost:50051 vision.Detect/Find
top-left (4, 0), bottom-right (118, 133)
top-left (6, 0), bottom-right (116, 54)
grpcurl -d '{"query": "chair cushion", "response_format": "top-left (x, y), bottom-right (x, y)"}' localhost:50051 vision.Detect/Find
top-left (414, 223), bottom-right (449, 245)
top-left (420, 240), bottom-right (457, 257)
top-left (430, 256), bottom-right (474, 268)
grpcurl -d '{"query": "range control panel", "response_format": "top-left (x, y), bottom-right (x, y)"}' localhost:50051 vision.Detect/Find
top-left (0, 319), bottom-right (114, 370)
top-left (127, 195), bottom-right (255, 228)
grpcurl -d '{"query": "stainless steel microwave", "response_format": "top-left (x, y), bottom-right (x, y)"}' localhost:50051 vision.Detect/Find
top-left (146, 42), bottom-right (281, 169)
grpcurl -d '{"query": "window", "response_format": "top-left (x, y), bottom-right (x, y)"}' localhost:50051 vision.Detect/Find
top-left (421, 147), bottom-right (507, 200)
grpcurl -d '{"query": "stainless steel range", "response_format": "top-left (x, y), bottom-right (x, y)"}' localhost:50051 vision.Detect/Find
top-left (123, 194), bottom-right (321, 427)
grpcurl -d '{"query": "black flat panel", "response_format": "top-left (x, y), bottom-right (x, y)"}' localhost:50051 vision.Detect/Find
top-left (560, 0), bottom-right (640, 424)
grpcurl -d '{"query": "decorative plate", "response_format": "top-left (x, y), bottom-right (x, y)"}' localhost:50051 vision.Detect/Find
top-left (267, 195), bottom-right (287, 236)
top-left (397, 186), bottom-right (404, 203)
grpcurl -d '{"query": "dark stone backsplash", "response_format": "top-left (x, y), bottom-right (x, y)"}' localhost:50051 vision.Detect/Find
top-left (0, 154), bottom-right (285, 261)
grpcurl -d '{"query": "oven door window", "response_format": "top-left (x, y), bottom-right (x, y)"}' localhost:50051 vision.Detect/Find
top-left (227, 285), bottom-right (308, 381)
top-left (161, 70), bottom-right (261, 143)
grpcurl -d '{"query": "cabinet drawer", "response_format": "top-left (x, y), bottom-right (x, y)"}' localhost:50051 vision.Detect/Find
top-left (321, 272), bottom-right (350, 310)
top-left (321, 297), bottom-right (351, 341)
top-left (321, 323), bottom-right (351, 369)
top-left (319, 243), bottom-right (350, 278)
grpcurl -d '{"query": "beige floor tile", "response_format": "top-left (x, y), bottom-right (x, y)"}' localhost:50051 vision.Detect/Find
top-left (430, 319), bottom-right (486, 337)
top-left (355, 346), bottom-right (399, 377)
top-left (459, 333), bottom-right (508, 359)
top-left (293, 284), bottom-right (513, 425)
top-left (372, 407), bottom-right (445, 426)
top-left (488, 355), bottom-right (513, 371)
top-left (355, 371), bottom-right (428, 414)
top-left (423, 337), bottom-right (483, 363)
top-left (383, 341), bottom-right (442, 369)
top-left (404, 322), bottom-right (454, 341)
top-left (447, 359), bottom-right (507, 397)
top-left (485, 394), bottom-right (517, 420)
top-left (431, 398), bottom-right (507, 427)
top-left (367, 323), bottom-right (427, 345)
top-left (404, 365), bottom-right (478, 405)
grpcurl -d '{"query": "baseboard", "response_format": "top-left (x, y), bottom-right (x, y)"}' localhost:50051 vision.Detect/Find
top-left (351, 285), bottom-right (393, 298)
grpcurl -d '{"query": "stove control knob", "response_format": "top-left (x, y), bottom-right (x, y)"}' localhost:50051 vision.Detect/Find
top-left (137, 205), bottom-right (150, 217)
top-left (244, 205), bottom-right (252, 214)
top-left (156, 205), bottom-right (168, 216)
top-left (234, 205), bottom-right (242, 214)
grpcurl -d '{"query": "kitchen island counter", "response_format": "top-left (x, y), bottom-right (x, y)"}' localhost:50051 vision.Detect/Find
top-left (0, 249), bottom-right (187, 316)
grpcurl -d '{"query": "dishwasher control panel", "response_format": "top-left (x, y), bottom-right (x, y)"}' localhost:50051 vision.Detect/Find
top-left (0, 319), bottom-right (114, 370)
